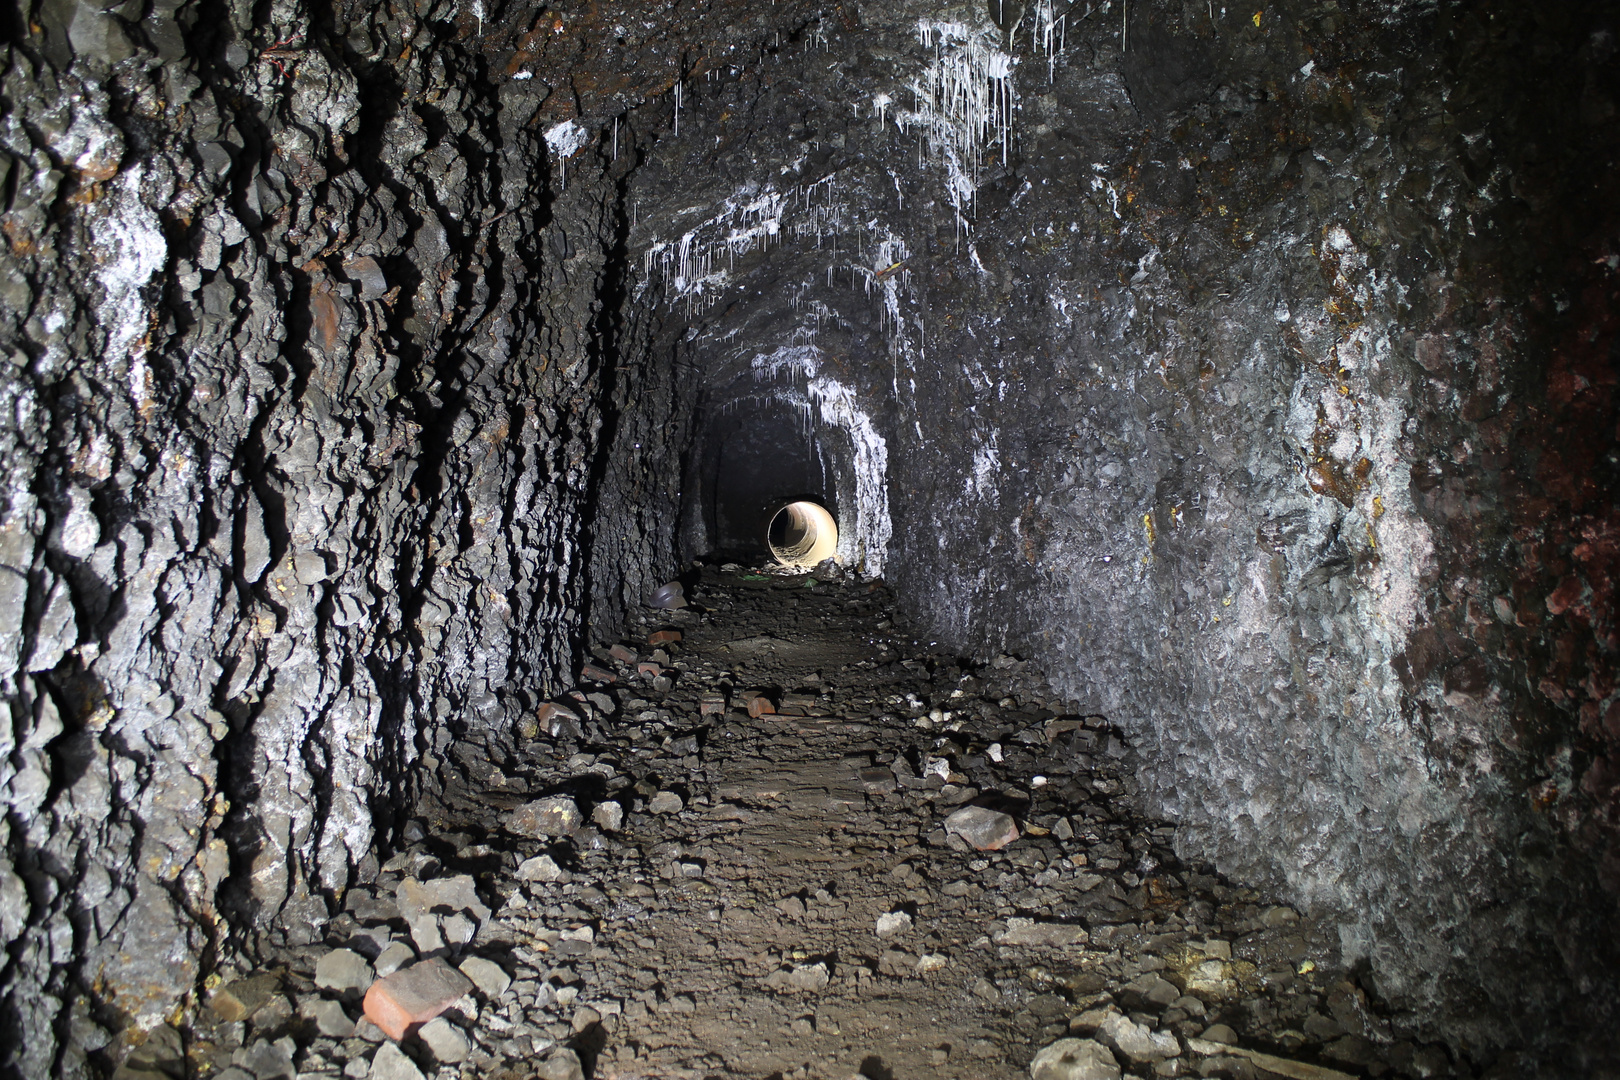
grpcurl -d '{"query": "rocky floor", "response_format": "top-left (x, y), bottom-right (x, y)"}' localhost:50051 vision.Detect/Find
top-left (154, 568), bottom-right (1469, 1080)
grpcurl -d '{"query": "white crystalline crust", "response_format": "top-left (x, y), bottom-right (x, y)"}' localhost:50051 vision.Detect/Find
top-left (545, 119), bottom-right (588, 159)
top-left (895, 19), bottom-right (1018, 227)
top-left (92, 164), bottom-right (167, 366)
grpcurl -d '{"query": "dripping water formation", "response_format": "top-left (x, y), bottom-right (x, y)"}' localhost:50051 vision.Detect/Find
top-left (1, 2), bottom-right (1617, 1080)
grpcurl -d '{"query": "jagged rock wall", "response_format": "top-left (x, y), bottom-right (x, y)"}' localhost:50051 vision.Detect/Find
top-left (0, 0), bottom-right (654, 1071)
top-left (866, 3), bottom-right (1620, 1068)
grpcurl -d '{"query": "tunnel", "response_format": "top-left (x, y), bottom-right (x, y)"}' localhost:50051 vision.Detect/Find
top-left (1, 1), bottom-right (1618, 1078)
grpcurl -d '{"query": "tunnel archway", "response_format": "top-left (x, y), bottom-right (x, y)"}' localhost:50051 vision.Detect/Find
top-left (5, 1), bottom-right (1616, 1076)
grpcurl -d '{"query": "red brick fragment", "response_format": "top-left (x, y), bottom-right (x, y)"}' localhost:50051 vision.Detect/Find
top-left (746, 695), bottom-right (776, 718)
top-left (608, 643), bottom-right (638, 663)
top-left (647, 630), bottom-right (682, 646)
top-left (699, 695), bottom-right (727, 716)
top-left (637, 662), bottom-right (664, 677)
top-left (580, 663), bottom-right (616, 684)
top-left (362, 958), bottom-right (474, 1041)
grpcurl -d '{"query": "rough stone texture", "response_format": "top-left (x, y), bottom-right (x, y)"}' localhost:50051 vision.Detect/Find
top-left (456, 956), bottom-right (510, 1000)
top-left (1029, 1038), bottom-right (1122, 1080)
top-left (996, 917), bottom-right (1090, 948)
top-left (946, 805), bottom-right (1023, 851)
top-left (209, 974), bottom-right (279, 1023)
top-left (504, 796), bottom-right (583, 838)
top-left (0, 0), bottom-right (671, 1069)
top-left (598, 1), bottom-right (1620, 1071)
top-left (394, 875), bottom-right (489, 926)
top-left (414, 1016), bottom-right (468, 1064)
top-left (1098, 1011), bottom-right (1180, 1063)
top-left (366, 1042), bottom-right (423, 1080)
top-left (1, 0), bottom-right (1616, 1076)
top-left (314, 948), bottom-right (373, 993)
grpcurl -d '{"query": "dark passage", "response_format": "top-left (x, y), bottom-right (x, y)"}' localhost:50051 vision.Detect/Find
top-left (1, 1), bottom-right (1617, 1079)
top-left (701, 400), bottom-right (836, 560)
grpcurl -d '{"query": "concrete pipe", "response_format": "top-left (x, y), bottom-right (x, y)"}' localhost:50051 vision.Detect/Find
top-left (767, 500), bottom-right (838, 568)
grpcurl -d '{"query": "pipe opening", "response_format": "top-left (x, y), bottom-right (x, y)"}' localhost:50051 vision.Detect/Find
top-left (767, 500), bottom-right (838, 568)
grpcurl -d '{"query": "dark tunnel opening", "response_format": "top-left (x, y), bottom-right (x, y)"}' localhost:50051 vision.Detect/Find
top-left (692, 397), bottom-right (842, 562)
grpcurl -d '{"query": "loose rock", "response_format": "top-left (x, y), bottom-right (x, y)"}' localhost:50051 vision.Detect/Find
top-left (647, 791), bottom-right (684, 815)
top-left (315, 949), bottom-right (374, 993)
top-left (516, 854), bottom-right (566, 882)
top-left (416, 1016), bottom-right (470, 1063)
top-left (1029, 1038), bottom-right (1123, 1080)
top-left (876, 911), bottom-right (913, 937)
top-left (1098, 1013), bottom-right (1180, 1063)
top-left (210, 975), bottom-right (279, 1023)
top-left (367, 1043), bottom-right (425, 1080)
top-left (458, 956), bottom-right (512, 999)
top-left (944, 805), bottom-right (1020, 851)
top-left (505, 797), bottom-right (584, 838)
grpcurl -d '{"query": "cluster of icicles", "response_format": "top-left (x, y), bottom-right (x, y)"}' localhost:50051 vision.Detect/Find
top-left (899, 18), bottom-right (1017, 220)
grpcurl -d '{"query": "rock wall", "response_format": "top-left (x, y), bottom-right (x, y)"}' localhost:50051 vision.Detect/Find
top-left (867, 2), bottom-right (1620, 1068)
top-left (0, 0), bottom-right (653, 1071)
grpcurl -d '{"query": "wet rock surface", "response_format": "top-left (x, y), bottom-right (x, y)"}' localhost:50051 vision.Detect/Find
top-left (176, 572), bottom-right (1463, 1079)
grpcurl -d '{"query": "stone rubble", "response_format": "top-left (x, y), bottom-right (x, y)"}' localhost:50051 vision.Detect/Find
top-left (167, 568), bottom-right (1466, 1080)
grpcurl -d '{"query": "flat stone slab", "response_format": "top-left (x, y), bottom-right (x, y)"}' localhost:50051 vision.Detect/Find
top-left (1186, 1038), bottom-right (1358, 1080)
top-left (209, 974), bottom-right (279, 1022)
top-left (996, 917), bottom-right (1090, 947)
top-left (395, 875), bottom-right (491, 924)
top-left (315, 948), bottom-right (373, 993)
top-left (458, 956), bottom-right (512, 999)
top-left (713, 760), bottom-right (865, 811)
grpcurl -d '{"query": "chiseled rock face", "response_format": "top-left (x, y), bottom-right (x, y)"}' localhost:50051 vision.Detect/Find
top-left (0, 0), bottom-right (670, 1065)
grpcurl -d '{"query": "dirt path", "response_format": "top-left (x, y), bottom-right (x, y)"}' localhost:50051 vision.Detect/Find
top-left (186, 568), bottom-right (1453, 1080)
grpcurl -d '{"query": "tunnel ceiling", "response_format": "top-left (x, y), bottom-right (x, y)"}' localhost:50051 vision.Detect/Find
top-left (2, 0), bottom-right (1618, 1075)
